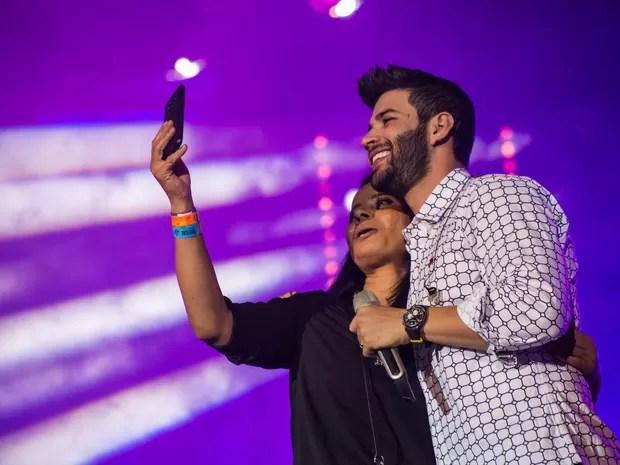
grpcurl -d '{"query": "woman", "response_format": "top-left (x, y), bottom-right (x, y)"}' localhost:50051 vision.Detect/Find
top-left (150, 121), bottom-right (603, 464)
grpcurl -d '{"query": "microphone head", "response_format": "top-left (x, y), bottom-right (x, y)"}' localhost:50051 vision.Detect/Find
top-left (353, 289), bottom-right (380, 314)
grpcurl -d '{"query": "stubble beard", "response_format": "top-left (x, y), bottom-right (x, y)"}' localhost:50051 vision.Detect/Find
top-left (371, 123), bottom-right (431, 199)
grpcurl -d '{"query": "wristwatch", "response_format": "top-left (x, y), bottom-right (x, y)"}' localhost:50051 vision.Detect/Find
top-left (403, 305), bottom-right (429, 343)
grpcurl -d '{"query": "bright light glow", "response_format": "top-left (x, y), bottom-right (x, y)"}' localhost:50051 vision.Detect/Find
top-left (324, 230), bottom-right (336, 242)
top-left (500, 140), bottom-right (516, 158)
top-left (166, 57), bottom-right (205, 81)
top-left (499, 127), bottom-right (514, 140)
top-left (323, 246), bottom-right (338, 258)
top-left (503, 159), bottom-right (517, 174)
top-left (0, 358), bottom-right (283, 465)
top-left (344, 188), bottom-right (358, 210)
top-left (313, 135), bottom-right (329, 149)
top-left (324, 261), bottom-right (339, 276)
top-left (473, 132), bottom-right (532, 163)
top-left (0, 245), bottom-right (325, 372)
top-left (319, 213), bottom-right (335, 228)
top-left (329, 0), bottom-right (362, 18)
top-left (317, 165), bottom-right (332, 179)
top-left (318, 197), bottom-right (334, 211)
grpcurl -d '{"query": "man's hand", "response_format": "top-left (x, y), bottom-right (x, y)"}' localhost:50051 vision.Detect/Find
top-left (150, 120), bottom-right (193, 212)
top-left (349, 305), bottom-right (409, 357)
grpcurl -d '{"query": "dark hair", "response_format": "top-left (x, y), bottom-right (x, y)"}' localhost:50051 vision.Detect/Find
top-left (358, 65), bottom-right (475, 167)
top-left (328, 173), bottom-right (412, 308)
top-left (328, 253), bottom-right (410, 308)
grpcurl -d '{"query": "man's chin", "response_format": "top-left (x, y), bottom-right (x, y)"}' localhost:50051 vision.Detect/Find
top-left (371, 166), bottom-right (396, 194)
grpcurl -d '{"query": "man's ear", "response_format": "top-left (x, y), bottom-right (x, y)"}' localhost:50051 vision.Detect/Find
top-left (428, 112), bottom-right (455, 146)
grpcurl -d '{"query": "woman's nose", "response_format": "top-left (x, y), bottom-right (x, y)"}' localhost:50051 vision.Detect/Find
top-left (358, 209), bottom-right (373, 221)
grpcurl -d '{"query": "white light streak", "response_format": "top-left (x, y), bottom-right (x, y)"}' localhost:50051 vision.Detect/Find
top-left (0, 357), bottom-right (283, 465)
top-left (0, 123), bottom-right (263, 181)
top-left (0, 245), bottom-right (324, 372)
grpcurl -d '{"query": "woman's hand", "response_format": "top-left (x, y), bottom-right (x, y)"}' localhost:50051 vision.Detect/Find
top-left (150, 120), bottom-right (194, 212)
top-left (547, 327), bottom-right (601, 402)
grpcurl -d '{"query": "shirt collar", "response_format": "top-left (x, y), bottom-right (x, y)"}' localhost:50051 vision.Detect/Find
top-left (414, 168), bottom-right (470, 223)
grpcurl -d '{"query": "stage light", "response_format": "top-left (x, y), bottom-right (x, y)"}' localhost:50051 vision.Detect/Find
top-left (166, 57), bottom-right (205, 81)
top-left (318, 196), bottom-right (334, 211)
top-left (317, 165), bottom-right (332, 179)
top-left (319, 213), bottom-right (335, 228)
top-left (500, 140), bottom-right (516, 158)
top-left (344, 188), bottom-right (357, 211)
top-left (499, 126), bottom-right (514, 141)
top-left (329, 0), bottom-right (362, 18)
top-left (324, 261), bottom-right (339, 276)
top-left (323, 246), bottom-right (338, 259)
top-left (313, 135), bottom-right (329, 149)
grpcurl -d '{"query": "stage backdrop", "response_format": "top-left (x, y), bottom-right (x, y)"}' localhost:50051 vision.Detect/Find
top-left (1, 1), bottom-right (619, 464)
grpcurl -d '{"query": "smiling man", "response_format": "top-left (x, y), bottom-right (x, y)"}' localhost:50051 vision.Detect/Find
top-left (349, 65), bottom-right (620, 465)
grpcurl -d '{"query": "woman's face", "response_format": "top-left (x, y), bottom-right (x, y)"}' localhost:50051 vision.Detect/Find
top-left (346, 183), bottom-right (411, 272)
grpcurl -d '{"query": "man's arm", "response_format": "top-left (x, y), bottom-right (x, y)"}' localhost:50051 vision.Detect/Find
top-left (457, 177), bottom-right (574, 353)
top-left (350, 305), bottom-right (488, 356)
top-left (351, 177), bottom-right (574, 356)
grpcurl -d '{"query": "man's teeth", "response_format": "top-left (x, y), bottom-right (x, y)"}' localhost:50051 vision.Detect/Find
top-left (371, 151), bottom-right (390, 165)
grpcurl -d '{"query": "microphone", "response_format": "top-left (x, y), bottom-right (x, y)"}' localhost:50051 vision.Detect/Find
top-left (353, 290), bottom-right (415, 401)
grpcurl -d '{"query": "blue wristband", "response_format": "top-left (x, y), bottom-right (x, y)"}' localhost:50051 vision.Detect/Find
top-left (172, 223), bottom-right (200, 239)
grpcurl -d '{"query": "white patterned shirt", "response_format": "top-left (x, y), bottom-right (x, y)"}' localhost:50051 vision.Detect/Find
top-left (404, 168), bottom-right (620, 465)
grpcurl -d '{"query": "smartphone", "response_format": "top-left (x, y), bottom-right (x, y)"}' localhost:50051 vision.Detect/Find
top-left (162, 84), bottom-right (185, 159)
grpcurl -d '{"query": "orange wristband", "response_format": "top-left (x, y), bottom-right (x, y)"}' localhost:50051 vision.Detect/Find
top-left (171, 212), bottom-right (199, 227)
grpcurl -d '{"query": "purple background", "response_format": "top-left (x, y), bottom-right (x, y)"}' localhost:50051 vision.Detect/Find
top-left (1, 1), bottom-right (619, 463)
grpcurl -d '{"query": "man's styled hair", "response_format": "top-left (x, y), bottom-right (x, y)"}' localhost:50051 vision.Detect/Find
top-left (358, 65), bottom-right (475, 167)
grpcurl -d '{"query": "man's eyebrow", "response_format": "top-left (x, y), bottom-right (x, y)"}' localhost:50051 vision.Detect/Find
top-left (367, 108), bottom-right (400, 131)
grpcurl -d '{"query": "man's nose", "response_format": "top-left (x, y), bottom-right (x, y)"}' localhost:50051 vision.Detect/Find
top-left (361, 132), bottom-right (379, 151)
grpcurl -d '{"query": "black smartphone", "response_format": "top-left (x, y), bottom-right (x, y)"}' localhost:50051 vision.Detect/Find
top-left (162, 84), bottom-right (185, 159)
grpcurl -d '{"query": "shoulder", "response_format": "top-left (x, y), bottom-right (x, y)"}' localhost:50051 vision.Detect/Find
top-left (273, 290), bottom-right (332, 306)
top-left (466, 173), bottom-right (547, 197)
top-left (464, 173), bottom-right (561, 210)
top-left (463, 174), bottom-right (569, 234)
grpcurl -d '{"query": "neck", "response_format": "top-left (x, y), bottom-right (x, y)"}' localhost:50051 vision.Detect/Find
top-left (363, 263), bottom-right (406, 306)
top-left (404, 155), bottom-right (463, 214)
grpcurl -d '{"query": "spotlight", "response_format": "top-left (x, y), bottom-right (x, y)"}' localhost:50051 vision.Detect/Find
top-left (344, 188), bottom-right (357, 211)
top-left (329, 0), bottom-right (363, 18)
top-left (166, 57), bottom-right (205, 81)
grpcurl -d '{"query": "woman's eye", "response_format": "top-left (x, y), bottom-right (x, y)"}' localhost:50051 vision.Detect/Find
top-left (376, 197), bottom-right (392, 208)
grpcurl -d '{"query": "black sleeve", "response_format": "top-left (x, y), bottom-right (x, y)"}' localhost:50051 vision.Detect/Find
top-left (213, 291), bottom-right (328, 369)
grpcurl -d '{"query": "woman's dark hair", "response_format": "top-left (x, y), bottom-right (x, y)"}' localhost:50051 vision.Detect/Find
top-left (358, 65), bottom-right (475, 167)
top-left (328, 174), bottom-right (412, 308)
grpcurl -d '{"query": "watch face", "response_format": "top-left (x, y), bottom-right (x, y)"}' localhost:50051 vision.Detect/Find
top-left (405, 306), bottom-right (426, 329)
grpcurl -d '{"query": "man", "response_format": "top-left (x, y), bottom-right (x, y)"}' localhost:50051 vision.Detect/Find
top-left (349, 65), bottom-right (619, 464)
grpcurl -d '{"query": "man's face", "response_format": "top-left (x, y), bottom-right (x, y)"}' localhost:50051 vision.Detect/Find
top-left (362, 89), bottom-right (431, 198)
